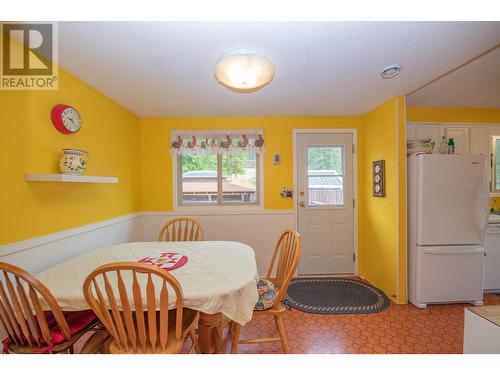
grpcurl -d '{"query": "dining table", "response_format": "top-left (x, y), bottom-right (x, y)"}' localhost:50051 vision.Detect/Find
top-left (35, 241), bottom-right (260, 354)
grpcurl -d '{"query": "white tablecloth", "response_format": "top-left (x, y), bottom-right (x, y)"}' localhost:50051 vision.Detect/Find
top-left (36, 241), bottom-right (260, 325)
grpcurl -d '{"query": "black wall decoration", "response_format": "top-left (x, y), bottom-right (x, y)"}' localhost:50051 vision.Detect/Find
top-left (373, 160), bottom-right (385, 197)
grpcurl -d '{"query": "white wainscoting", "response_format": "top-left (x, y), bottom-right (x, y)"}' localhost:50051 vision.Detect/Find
top-left (0, 210), bottom-right (295, 275)
top-left (135, 210), bottom-right (295, 274)
top-left (0, 214), bottom-right (138, 274)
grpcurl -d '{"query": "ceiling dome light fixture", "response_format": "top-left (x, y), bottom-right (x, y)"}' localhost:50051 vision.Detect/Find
top-left (380, 64), bottom-right (402, 79)
top-left (214, 49), bottom-right (275, 93)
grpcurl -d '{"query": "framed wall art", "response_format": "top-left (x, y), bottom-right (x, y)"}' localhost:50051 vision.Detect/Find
top-left (373, 160), bottom-right (385, 197)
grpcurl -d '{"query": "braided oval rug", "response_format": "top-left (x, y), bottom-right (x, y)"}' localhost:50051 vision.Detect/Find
top-left (285, 278), bottom-right (389, 315)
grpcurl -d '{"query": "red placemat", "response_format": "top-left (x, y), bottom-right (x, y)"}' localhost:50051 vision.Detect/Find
top-left (138, 252), bottom-right (188, 271)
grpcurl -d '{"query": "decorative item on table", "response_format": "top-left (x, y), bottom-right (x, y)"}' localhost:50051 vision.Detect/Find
top-left (406, 138), bottom-right (434, 156)
top-left (138, 252), bottom-right (188, 271)
top-left (373, 160), bottom-right (385, 197)
top-left (59, 149), bottom-right (90, 175)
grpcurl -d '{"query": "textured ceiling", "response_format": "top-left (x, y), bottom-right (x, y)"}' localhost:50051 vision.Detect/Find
top-left (407, 46), bottom-right (500, 108)
top-left (58, 22), bottom-right (500, 116)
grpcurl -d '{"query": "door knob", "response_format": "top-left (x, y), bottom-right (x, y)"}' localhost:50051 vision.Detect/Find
top-left (299, 201), bottom-right (305, 207)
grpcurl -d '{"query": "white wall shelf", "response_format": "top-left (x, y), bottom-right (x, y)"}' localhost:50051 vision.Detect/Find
top-left (25, 173), bottom-right (118, 184)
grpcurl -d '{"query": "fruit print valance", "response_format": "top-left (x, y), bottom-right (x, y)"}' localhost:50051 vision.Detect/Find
top-left (170, 129), bottom-right (265, 155)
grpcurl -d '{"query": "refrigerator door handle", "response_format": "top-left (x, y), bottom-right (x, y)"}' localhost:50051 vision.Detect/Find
top-left (422, 249), bottom-right (485, 255)
top-left (482, 180), bottom-right (490, 238)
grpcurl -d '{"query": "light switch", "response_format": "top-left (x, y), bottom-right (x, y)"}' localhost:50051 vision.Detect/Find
top-left (273, 154), bottom-right (281, 165)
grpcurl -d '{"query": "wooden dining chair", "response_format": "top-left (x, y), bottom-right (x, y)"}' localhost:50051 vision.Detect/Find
top-left (158, 217), bottom-right (205, 242)
top-left (231, 229), bottom-right (301, 354)
top-left (82, 262), bottom-right (200, 354)
top-left (0, 262), bottom-right (103, 354)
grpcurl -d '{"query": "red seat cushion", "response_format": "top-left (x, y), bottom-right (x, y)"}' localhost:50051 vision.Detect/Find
top-left (43, 310), bottom-right (98, 344)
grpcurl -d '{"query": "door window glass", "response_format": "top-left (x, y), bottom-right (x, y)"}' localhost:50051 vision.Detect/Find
top-left (307, 146), bottom-right (344, 206)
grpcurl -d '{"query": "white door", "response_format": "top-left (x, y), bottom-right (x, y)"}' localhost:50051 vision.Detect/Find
top-left (296, 132), bottom-right (355, 275)
top-left (416, 154), bottom-right (489, 246)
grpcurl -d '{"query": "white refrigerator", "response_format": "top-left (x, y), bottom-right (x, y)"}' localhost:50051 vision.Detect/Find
top-left (408, 154), bottom-right (490, 308)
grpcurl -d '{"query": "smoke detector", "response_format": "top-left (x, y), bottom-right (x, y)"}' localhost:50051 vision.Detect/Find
top-left (380, 64), bottom-right (402, 79)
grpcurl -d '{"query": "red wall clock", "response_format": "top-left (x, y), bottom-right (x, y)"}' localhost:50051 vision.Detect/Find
top-left (51, 104), bottom-right (82, 134)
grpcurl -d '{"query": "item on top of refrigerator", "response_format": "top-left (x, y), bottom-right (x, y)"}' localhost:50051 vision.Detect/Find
top-left (438, 136), bottom-right (448, 154)
top-left (406, 138), bottom-right (434, 156)
top-left (447, 138), bottom-right (455, 154)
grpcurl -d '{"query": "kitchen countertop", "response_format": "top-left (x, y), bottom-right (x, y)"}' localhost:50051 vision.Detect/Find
top-left (467, 305), bottom-right (500, 327)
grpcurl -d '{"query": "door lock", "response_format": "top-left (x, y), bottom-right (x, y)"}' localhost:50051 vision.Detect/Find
top-left (299, 191), bottom-right (304, 196)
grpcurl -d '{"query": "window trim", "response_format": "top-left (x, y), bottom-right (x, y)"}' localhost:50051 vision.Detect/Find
top-left (173, 152), bottom-right (264, 211)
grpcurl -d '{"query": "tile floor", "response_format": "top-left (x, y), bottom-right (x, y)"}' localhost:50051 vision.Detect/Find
top-left (222, 293), bottom-right (500, 354)
top-left (75, 293), bottom-right (500, 354)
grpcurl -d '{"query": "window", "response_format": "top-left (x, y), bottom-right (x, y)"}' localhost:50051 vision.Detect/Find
top-left (178, 152), bottom-right (259, 206)
top-left (180, 154), bottom-right (218, 204)
top-left (306, 146), bottom-right (344, 206)
top-left (492, 136), bottom-right (500, 192)
top-left (171, 129), bottom-right (264, 207)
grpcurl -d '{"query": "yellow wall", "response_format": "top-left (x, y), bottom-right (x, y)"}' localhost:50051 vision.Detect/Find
top-left (358, 97), bottom-right (406, 303)
top-left (491, 198), bottom-right (500, 211)
top-left (140, 117), bottom-right (361, 211)
top-left (407, 107), bottom-right (500, 124)
top-left (0, 68), bottom-right (140, 245)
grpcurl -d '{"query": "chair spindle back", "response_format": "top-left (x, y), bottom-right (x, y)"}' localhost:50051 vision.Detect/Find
top-left (158, 217), bottom-right (205, 242)
top-left (0, 262), bottom-right (71, 350)
top-left (266, 230), bottom-right (302, 303)
top-left (82, 262), bottom-right (184, 353)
